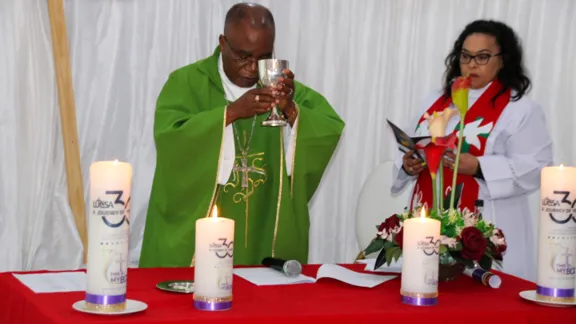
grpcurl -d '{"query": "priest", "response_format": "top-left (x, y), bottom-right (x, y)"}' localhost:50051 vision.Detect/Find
top-left (139, 3), bottom-right (344, 267)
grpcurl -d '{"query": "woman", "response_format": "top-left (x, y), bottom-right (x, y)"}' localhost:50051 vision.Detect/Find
top-left (391, 20), bottom-right (553, 281)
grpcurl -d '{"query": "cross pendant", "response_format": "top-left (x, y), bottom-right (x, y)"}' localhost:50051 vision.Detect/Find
top-left (240, 156), bottom-right (249, 188)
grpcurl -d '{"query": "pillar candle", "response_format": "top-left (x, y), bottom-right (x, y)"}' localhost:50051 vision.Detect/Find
top-left (401, 207), bottom-right (441, 306)
top-left (537, 165), bottom-right (576, 303)
top-left (85, 160), bottom-right (132, 312)
top-left (193, 206), bottom-right (235, 311)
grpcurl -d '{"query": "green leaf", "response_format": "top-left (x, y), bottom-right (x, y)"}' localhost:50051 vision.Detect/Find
top-left (364, 238), bottom-right (385, 255)
top-left (392, 247), bottom-right (402, 262)
top-left (444, 183), bottom-right (463, 210)
top-left (439, 244), bottom-right (448, 254)
top-left (385, 247), bottom-right (401, 267)
top-left (492, 259), bottom-right (503, 269)
top-left (448, 250), bottom-right (474, 268)
top-left (383, 240), bottom-right (396, 250)
top-left (439, 160), bottom-right (444, 211)
top-left (479, 254), bottom-right (493, 270)
top-left (374, 246), bottom-right (388, 270)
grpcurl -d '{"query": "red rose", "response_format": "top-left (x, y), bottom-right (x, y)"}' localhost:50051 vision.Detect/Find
top-left (395, 227), bottom-right (404, 249)
top-left (460, 227), bottom-right (487, 261)
top-left (378, 214), bottom-right (400, 234)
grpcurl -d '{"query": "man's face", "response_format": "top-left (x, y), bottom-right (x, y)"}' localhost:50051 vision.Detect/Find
top-left (219, 25), bottom-right (274, 88)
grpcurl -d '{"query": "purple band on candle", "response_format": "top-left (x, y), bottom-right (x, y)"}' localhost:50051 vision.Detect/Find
top-left (85, 293), bottom-right (126, 304)
top-left (401, 295), bottom-right (437, 306)
top-left (194, 300), bottom-right (232, 311)
top-left (536, 285), bottom-right (574, 298)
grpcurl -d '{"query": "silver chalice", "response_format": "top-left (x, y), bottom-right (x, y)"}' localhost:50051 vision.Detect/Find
top-left (258, 59), bottom-right (289, 127)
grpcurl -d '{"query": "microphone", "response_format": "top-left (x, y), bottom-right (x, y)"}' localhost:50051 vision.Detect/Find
top-left (261, 257), bottom-right (302, 278)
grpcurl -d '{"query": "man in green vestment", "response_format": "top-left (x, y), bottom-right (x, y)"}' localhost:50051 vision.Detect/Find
top-left (139, 3), bottom-right (344, 267)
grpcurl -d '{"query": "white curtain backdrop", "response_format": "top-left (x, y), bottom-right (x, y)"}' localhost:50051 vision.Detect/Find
top-left (1, 0), bottom-right (574, 273)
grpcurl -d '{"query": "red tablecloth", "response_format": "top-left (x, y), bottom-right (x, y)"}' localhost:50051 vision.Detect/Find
top-left (1, 264), bottom-right (574, 324)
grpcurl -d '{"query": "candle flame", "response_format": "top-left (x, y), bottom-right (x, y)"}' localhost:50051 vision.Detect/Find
top-left (211, 205), bottom-right (218, 218)
top-left (113, 159), bottom-right (118, 165)
top-left (420, 206), bottom-right (427, 219)
top-left (560, 164), bottom-right (564, 170)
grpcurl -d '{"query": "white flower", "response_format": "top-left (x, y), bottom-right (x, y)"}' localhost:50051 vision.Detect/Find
top-left (424, 108), bottom-right (459, 137)
top-left (402, 210), bottom-right (411, 219)
top-left (377, 230), bottom-right (389, 241)
top-left (440, 235), bottom-right (458, 248)
top-left (462, 208), bottom-right (478, 227)
top-left (455, 226), bottom-right (463, 236)
top-left (490, 229), bottom-right (506, 246)
top-left (490, 235), bottom-right (505, 246)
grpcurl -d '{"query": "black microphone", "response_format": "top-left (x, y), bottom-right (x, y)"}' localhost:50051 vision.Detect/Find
top-left (261, 257), bottom-right (302, 278)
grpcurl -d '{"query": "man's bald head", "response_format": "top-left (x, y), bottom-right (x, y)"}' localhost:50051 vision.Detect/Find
top-left (219, 3), bottom-right (275, 87)
top-left (224, 3), bottom-right (275, 35)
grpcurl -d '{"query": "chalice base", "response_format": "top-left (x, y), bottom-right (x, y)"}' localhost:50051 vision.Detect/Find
top-left (261, 107), bottom-right (288, 127)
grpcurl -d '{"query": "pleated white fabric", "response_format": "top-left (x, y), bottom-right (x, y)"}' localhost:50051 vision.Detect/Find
top-left (1, 0), bottom-right (574, 278)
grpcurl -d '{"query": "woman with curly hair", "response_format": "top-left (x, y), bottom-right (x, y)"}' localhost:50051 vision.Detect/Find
top-left (392, 20), bottom-right (553, 281)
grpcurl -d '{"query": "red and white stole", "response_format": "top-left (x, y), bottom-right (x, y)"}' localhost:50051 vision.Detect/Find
top-left (410, 80), bottom-right (511, 211)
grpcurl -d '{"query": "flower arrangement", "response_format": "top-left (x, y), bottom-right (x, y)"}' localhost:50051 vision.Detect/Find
top-left (359, 207), bottom-right (507, 272)
top-left (358, 75), bottom-right (507, 276)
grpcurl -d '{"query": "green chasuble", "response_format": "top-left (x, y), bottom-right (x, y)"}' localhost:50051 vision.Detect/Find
top-left (139, 48), bottom-right (344, 267)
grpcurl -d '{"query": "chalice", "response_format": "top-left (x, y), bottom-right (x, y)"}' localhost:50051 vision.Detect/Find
top-left (258, 59), bottom-right (289, 127)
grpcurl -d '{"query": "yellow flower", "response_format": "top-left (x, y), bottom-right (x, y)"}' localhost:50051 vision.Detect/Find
top-left (447, 209), bottom-right (459, 224)
top-left (452, 75), bottom-right (471, 117)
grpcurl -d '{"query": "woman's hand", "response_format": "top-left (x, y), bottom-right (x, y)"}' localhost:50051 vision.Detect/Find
top-left (402, 150), bottom-right (426, 176)
top-left (443, 152), bottom-right (479, 176)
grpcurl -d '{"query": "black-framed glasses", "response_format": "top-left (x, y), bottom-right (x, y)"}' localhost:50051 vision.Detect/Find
top-left (459, 52), bottom-right (501, 65)
top-left (223, 36), bottom-right (272, 66)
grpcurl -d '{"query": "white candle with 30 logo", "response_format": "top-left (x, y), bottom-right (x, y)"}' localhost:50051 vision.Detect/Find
top-left (86, 160), bottom-right (132, 311)
top-left (193, 206), bottom-right (235, 311)
top-left (401, 207), bottom-right (441, 306)
top-left (537, 165), bottom-right (576, 302)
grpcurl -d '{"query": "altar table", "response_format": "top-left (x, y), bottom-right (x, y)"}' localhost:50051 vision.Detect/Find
top-left (1, 264), bottom-right (573, 324)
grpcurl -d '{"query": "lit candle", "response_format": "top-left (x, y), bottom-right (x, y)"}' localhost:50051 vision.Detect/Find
top-left (85, 160), bottom-right (132, 312)
top-left (193, 205), bottom-right (235, 311)
top-left (537, 165), bottom-right (576, 303)
top-left (400, 207), bottom-right (441, 306)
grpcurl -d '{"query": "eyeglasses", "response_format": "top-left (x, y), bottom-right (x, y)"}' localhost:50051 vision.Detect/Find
top-left (459, 52), bottom-right (501, 65)
top-left (223, 36), bottom-right (272, 66)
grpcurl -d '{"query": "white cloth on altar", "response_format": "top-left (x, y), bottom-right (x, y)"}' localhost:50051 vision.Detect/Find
top-left (391, 82), bottom-right (553, 281)
top-left (216, 54), bottom-right (298, 185)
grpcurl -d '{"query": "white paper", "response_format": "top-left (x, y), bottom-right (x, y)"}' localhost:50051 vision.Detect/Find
top-left (316, 264), bottom-right (396, 288)
top-left (356, 259), bottom-right (402, 273)
top-left (13, 272), bottom-right (86, 293)
top-left (233, 264), bottom-right (396, 288)
top-left (233, 268), bottom-right (316, 286)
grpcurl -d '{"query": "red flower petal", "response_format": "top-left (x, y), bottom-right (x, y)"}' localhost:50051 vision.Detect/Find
top-left (452, 75), bottom-right (471, 91)
top-left (421, 133), bottom-right (457, 175)
top-left (422, 144), bottom-right (446, 176)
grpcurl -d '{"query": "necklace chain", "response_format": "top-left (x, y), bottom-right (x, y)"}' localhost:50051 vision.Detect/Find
top-left (226, 99), bottom-right (257, 154)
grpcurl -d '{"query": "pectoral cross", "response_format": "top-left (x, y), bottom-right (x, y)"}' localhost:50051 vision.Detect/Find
top-left (224, 150), bottom-right (267, 249)
top-left (234, 151), bottom-right (258, 188)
